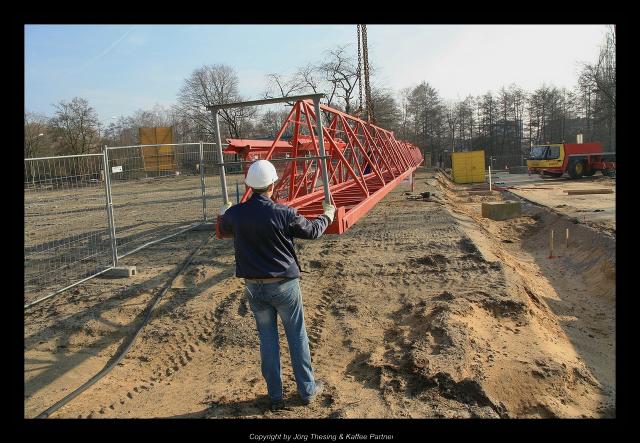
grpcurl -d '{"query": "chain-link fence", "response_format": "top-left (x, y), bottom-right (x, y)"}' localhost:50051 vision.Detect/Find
top-left (24, 154), bottom-right (114, 307)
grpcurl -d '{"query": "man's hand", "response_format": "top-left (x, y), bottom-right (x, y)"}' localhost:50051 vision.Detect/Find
top-left (322, 200), bottom-right (336, 223)
top-left (220, 201), bottom-right (232, 215)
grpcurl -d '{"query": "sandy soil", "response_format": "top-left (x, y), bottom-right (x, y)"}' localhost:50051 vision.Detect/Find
top-left (503, 174), bottom-right (615, 236)
top-left (24, 169), bottom-right (615, 419)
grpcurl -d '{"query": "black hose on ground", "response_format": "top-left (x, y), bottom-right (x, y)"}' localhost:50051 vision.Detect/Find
top-left (35, 234), bottom-right (212, 419)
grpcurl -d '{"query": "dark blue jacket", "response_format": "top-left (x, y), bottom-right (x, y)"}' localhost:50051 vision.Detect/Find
top-left (220, 194), bottom-right (330, 279)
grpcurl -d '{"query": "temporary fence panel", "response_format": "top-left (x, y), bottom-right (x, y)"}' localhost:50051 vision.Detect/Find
top-left (24, 154), bottom-right (113, 306)
top-left (105, 143), bottom-right (206, 259)
top-left (202, 143), bottom-right (241, 220)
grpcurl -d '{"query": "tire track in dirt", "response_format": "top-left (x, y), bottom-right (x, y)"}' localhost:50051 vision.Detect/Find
top-left (307, 287), bottom-right (338, 359)
top-left (76, 303), bottom-right (219, 418)
top-left (66, 255), bottom-right (241, 418)
top-left (303, 268), bottom-right (394, 416)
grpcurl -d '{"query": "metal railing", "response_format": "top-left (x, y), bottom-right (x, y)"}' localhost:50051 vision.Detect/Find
top-left (24, 142), bottom-right (231, 308)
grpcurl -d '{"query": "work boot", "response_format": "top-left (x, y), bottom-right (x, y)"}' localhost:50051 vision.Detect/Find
top-left (270, 399), bottom-right (286, 411)
top-left (301, 380), bottom-right (325, 406)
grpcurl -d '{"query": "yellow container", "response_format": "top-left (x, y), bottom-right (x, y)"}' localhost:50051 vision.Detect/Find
top-left (139, 127), bottom-right (176, 173)
top-left (451, 150), bottom-right (485, 184)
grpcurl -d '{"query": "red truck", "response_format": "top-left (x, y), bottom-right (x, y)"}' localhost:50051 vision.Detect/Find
top-left (526, 142), bottom-right (616, 178)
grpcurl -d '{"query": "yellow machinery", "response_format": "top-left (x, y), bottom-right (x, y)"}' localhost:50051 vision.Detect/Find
top-left (139, 127), bottom-right (176, 174)
top-left (451, 150), bottom-right (485, 184)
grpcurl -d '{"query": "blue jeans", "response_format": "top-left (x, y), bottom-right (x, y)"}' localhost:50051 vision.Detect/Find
top-left (245, 278), bottom-right (317, 402)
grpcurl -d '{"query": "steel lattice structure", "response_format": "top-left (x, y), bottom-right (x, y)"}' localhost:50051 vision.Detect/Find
top-left (220, 99), bottom-right (423, 235)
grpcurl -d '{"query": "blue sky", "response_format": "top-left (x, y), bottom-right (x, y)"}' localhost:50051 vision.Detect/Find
top-left (25, 24), bottom-right (609, 125)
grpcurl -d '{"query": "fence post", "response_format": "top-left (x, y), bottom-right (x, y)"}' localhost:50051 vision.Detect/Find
top-left (102, 145), bottom-right (118, 266)
top-left (199, 141), bottom-right (207, 222)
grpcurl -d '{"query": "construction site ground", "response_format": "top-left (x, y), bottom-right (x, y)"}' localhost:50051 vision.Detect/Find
top-left (495, 172), bottom-right (615, 236)
top-left (24, 168), bottom-right (616, 419)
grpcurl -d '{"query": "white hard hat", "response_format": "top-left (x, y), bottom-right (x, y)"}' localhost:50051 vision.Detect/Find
top-left (245, 160), bottom-right (279, 189)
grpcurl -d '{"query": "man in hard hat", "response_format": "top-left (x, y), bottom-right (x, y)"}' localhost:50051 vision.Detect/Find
top-left (219, 159), bottom-right (335, 412)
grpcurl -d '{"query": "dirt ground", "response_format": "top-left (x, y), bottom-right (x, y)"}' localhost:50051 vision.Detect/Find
top-left (504, 175), bottom-right (615, 237)
top-left (24, 168), bottom-right (615, 419)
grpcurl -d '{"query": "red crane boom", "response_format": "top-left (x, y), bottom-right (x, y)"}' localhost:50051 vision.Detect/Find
top-left (217, 98), bottom-right (422, 237)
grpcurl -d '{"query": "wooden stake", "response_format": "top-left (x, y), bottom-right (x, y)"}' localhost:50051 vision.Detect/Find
top-left (549, 229), bottom-right (555, 258)
top-left (565, 228), bottom-right (569, 249)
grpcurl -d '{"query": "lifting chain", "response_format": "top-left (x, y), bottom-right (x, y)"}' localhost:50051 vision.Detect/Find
top-left (357, 24), bottom-right (363, 117)
top-left (362, 25), bottom-right (375, 124)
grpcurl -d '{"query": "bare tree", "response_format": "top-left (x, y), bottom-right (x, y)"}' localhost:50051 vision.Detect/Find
top-left (586, 25), bottom-right (615, 110)
top-left (445, 101), bottom-right (458, 153)
top-left (50, 97), bottom-right (102, 155)
top-left (176, 64), bottom-right (256, 139)
top-left (406, 82), bottom-right (445, 154)
top-left (456, 96), bottom-right (475, 151)
top-left (398, 87), bottom-right (412, 141)
top-left (296, 64), bottom-right (322, 95)
top-left (262, 48), bottom-right (359, 125)
top-left (319, 46), bottom-right (359, 114)
top-left (264, 72), bottom-right (305, 105)
top-left (24, 112), bottom-right (50, 158)
top-left (577, 26), bottom-right (616, 149)
top-left (257, 110), bottom-right (291, 138)
top-left (104, 104), bottom-right (174, 146)
top-left (369, 87), bottom-right (401, 133)
top-left (497, 87), bottom-right (516, 155)
top-left (510, 85), bottom-right (527, 156)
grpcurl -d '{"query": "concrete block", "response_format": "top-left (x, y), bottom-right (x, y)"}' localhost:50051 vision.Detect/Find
top-left (481, 201), bottom-right (521, 220)
top-left (101, 266), bottom-right (137, 278)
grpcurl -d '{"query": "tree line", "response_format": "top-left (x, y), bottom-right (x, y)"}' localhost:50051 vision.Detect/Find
top-left (25, 26), bottom-right (615, 169)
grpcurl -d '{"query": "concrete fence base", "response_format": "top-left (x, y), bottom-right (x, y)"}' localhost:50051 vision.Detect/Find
top-left (100, 266), bottom-right (137, 278)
